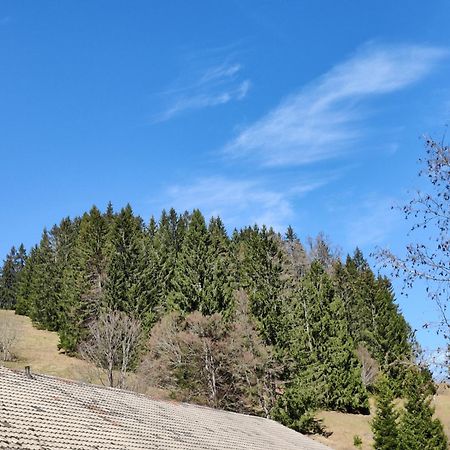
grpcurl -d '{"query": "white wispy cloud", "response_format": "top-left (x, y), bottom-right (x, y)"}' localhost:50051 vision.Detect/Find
top-left (164, 175), bottom-right (329, 231)
top-left (343, 195), bottom-right (400, 248)
top-left (224, 43), bottom-right (448, 167)
top-left (153, 59), bottom-right (250, 122)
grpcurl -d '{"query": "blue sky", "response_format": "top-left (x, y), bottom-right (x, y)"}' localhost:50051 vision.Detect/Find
top-left (1, 1), bottom-right (449, 360)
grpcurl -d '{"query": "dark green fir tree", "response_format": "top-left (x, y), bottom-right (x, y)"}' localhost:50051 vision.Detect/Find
top-left (105, 204), bottom-right (146, 315)
top-left (169, 209), bottom-right (209, 312)
top-left (202, 216), bottom-right (234, 315)
top-left (15, 246), bottom-right (37, 315)
top-left (59, 206), bottom-right (109, 351)
top-left (235, 225), bottom-right (285, 345)
top-left (28, 230), bottom-right (61, 330)
top-left (372, 375), bottom-right (399, 450)
top-left (0, 247), bottom-right (17, 309)
top-left (398, 369), bottom-right (447, 450)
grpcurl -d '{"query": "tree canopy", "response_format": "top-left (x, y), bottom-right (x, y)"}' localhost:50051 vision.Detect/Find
top-left (0, 205), bottom-right (420, 434)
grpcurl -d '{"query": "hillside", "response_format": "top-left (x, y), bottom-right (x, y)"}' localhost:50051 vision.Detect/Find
top-left (1, 309), bottom-right (449, 449)
top-left (0, 310), bottom-right (168, 398)
top-left (0, 309), bottom-right (93, 381)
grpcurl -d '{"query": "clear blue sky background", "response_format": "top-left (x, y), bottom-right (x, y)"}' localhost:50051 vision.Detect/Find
top-left (1, 1), bottom-right (449, 362)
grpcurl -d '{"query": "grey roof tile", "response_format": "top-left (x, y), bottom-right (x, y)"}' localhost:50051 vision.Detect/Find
top-left (0, 366), bottom-right (332, 450)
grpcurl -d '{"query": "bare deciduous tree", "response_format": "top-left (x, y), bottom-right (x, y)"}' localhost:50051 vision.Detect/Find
top-left (0, 320), bottom-right (17, 362)
top-left (307, 232), bottom-right (341, 273)
top-left (79, 309), bottom-right (141, 388)
top-left (139, 292), bottom-right (280, 416)
top-left (356, 345), bottom-right (379, 388)
top-left (376, 137), bottom-right (449, 344)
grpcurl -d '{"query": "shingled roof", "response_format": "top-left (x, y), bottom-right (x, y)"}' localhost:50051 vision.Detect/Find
top-left (0, 366), bottom-right (331, 450)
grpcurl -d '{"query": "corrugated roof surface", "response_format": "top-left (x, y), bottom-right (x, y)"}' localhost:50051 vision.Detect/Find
top-left (0, 366), bottom-right (331, 450)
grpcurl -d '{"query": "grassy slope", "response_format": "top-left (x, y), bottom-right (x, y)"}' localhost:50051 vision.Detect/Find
top-left (0, 309), bottom-right (93, 380)
top-left (314, 386), bottom-right (450, 450)
top-left (1, 310), bottom-right (449, 449)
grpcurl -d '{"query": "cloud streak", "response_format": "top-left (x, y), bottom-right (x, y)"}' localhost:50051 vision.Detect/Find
top-left (165, 175), bottom-right (329, 231)
top-left (153, 60), bottom-right (250, 122)
top-left (340, 195), bottom-right (400, 248)
top-left (224, 43), bottom-right (448, 167)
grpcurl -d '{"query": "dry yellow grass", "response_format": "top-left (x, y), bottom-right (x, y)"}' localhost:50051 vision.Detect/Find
top-left (0, 309), bottom-right (94, 381)
top-left (312, 408), bottom-right (374, 449)
top-left (312, 385), bottom-right (450, 449)
top-left (1, 309), bottom-right (449, 449)
top-left (435, 384), bottom-right (450, 438)
top-left (0, 309), bottom-right (171, 397)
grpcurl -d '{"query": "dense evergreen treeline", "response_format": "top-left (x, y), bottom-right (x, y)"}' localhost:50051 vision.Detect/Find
top-left (0, 244), bottom-right (26, 310)
top-left (0, 203), bottom-right (415, 432)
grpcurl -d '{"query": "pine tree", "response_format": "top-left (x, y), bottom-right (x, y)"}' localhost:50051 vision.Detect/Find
top-left (150, 209), bottom-right (178, 312)
top-left (371, 277), bottom-right (413, 387)
top-left (372, 375), bottom-right (399, 450)
top-left (168, 207), bottom-right (187, 255)
top-left (336, 250), bottom-right (376, 344)
top-left (283, 226), bottom-right (309, 278)
top-left (169, 209), bottom-right (209, 312)
top-left (319, 295), bottom-right (369, 412)
top-left (14, 244), bottom-right (27, 272)
top-left (202, 217), bottom-right (234, 315)
top-left (282, 262), bottom-right (369, 415)
top-left (138, 221), bottom-right (163, 327)
top-left (147, 215), bottom-right (157, 239)
top-left (105, 201), bottom-right (115, 223)
top-left (51, 217), bottom-right (78, 269)
top-left (235, 226), bottom-right (285, 345)
top-left (28, 230), bottom-right (61, 330)
top-left (105, 204), bottom-right (146, 315)
top-left (59, 207), bottom-right (109, 351)
top-left (398, 369), bottom-right (448, 450)
top-left (0, 247), bottom-right (17, 309)
top-left (271, 377), bottom-right (324, 434)
top-left (0, 244), bottom-right (27, 309)
top-left (15, 246), bottom-right (37, 315)
top-left (333, 249), bottom-right (413, 387)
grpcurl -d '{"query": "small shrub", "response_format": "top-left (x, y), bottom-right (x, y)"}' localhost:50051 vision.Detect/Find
top-left (0, 320), bottom-right (18, 361)
top-left (353, 434), bottom-right (362, 448)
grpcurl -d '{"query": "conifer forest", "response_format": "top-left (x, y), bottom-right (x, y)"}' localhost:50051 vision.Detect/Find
top-left (2, 204), bottom-right (437, 440)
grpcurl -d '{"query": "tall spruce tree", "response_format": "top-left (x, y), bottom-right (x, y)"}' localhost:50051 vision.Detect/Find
top-left (105, 204), bottom-right (146, 316)
top-left (271, 377), bottom-right (324, 434)
top-left (137, 219), bottom-right (165, 327)
top-left (168, 207), bottom-right (187, 255)
top-left (235, 226), bottom-right (285, 345)
top-left (28, 230), bottom-right (61, 330)
top-left (59, 207), bottom-right (109, 351)
top-left (0, 244), bottom-right (27, 309)
top-left (0, 247), bottom-right (18, 309)
top-left (280, 262), bottom-right (369, 417)
top-left (202, 217), bottom-right (234, 315)
top-left (13, 244), bottom-right (27, 280)
top-left (15, 246), bottom-right (37, 315)
top-left (148, 215), bottom-right (157, 239)
top-left (370, 277), bottom-right (413, 386)
top-left (150, 209), bottom-right (178, 312)
top-left (334, 249), bottom-right (413, 386)
top-left (283, 226), bottom-right (309, 278)
top-left (398, 369), bottom-right (448, 450)
top-left (169, 209), bottom-right (209, 313)
top-left (372, 375), bottom-right (399, 450)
